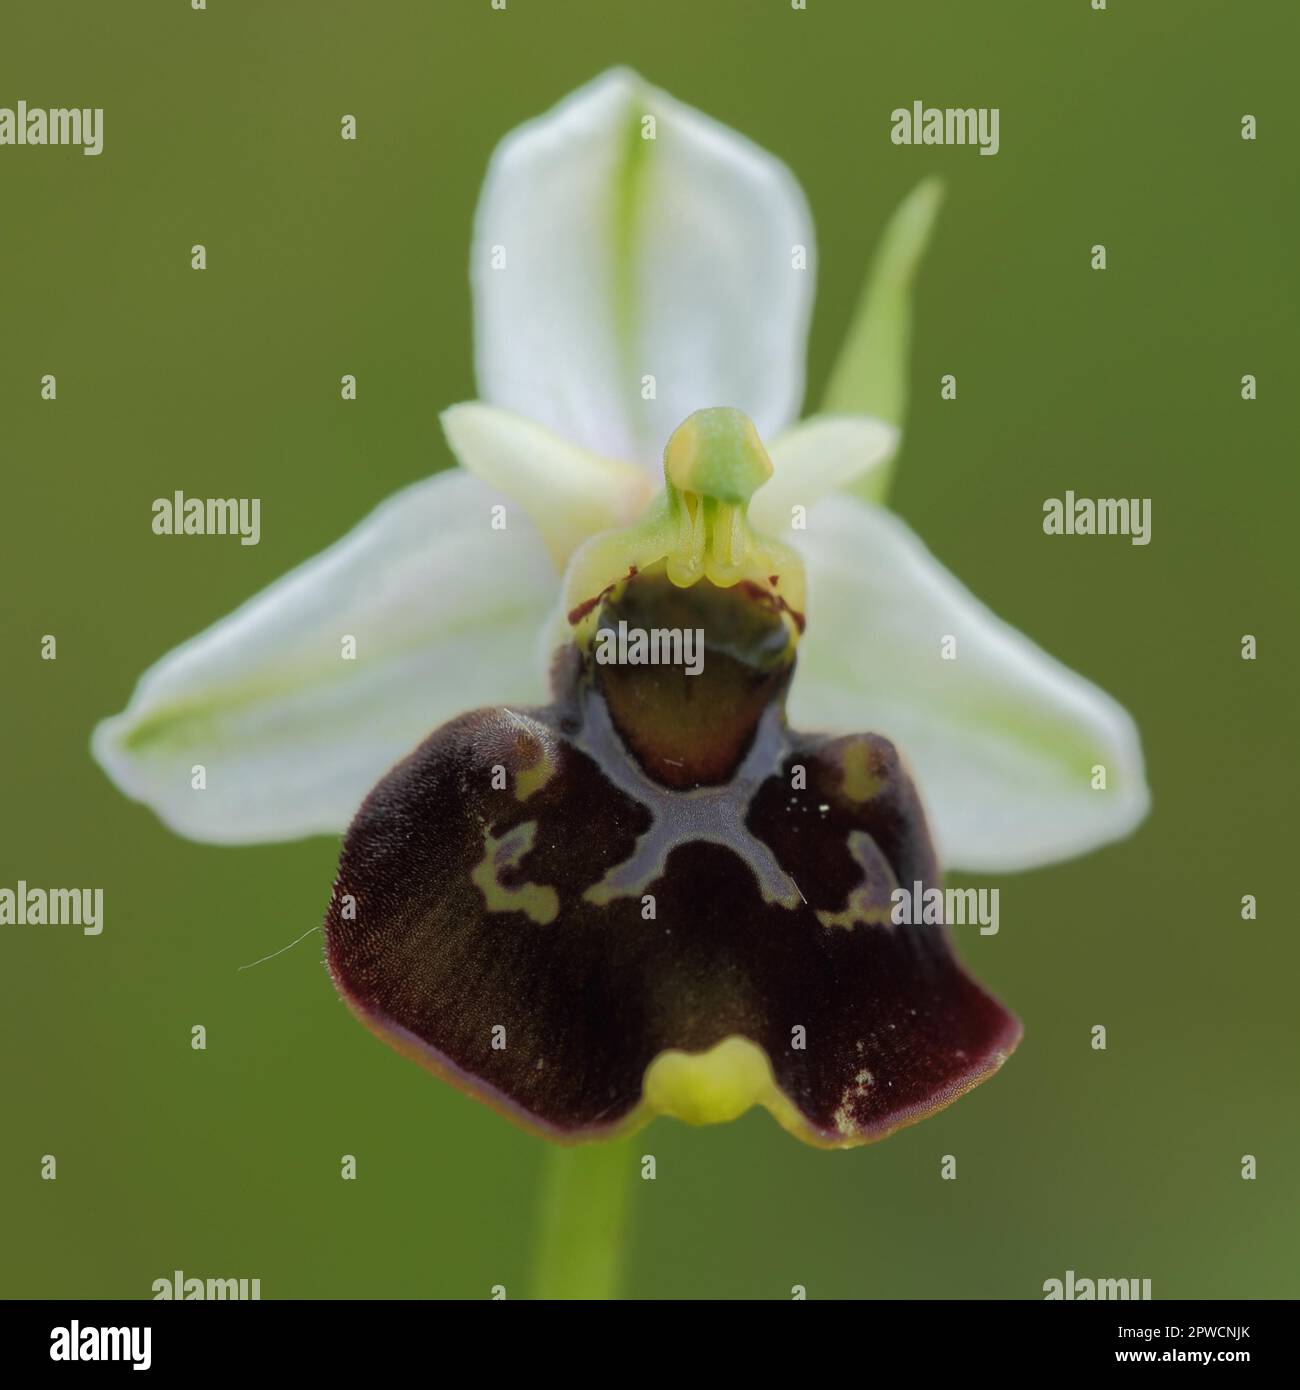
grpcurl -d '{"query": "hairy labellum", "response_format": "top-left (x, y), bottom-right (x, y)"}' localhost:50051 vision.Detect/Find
top-left (325, 409), bottom-right (1020, 1146)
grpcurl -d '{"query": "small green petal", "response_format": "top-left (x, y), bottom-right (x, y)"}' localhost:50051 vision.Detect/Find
top-left (441, 402), bottom-right (651, 569)
top-left (821, 177), bottom-right (944, 493)
top-left (752, 414), bottom-right (899, 533)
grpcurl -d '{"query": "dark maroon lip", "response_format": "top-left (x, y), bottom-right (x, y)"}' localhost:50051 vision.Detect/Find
top-left (324, 574), bottom-right (1020, 1144)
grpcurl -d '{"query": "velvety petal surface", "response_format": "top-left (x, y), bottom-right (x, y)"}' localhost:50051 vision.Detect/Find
top-left (326, 570), bottom-right (1019, 1146)
top-left (472, 67), bottom-right (815, 469)
top-left (788, 496), bottom-right (1151, 871)
top-left (92, 471), bottom-right (555, 844)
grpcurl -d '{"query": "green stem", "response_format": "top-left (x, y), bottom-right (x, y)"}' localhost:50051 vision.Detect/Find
top-left (530, 1135), bottom-right (637, 1300)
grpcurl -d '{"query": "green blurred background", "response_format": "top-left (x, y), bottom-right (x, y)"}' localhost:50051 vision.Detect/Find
top-left (2, 0), bottom-right (1296, 1299)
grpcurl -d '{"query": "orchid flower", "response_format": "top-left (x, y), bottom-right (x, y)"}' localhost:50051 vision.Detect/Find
top-left (92, 69), bottom-right (1148, 1148)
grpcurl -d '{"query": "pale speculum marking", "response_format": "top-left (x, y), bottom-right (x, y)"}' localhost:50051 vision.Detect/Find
top-left (574, 691), bottom-right (805, 910)
top-left (814, 831), bottom-right (899, 930)
top-left (471, 820), bottom-right (559, 925)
